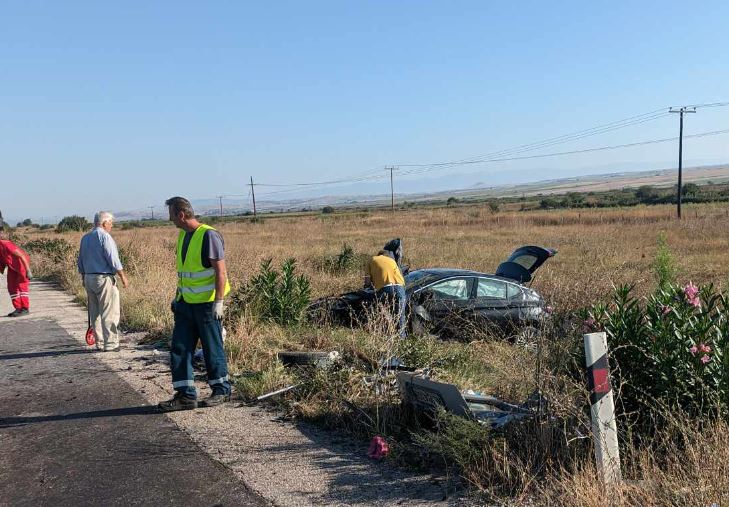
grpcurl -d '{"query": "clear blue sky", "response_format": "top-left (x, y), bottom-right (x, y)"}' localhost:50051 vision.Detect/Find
top-left (1, 1), bottom-right (728, 222)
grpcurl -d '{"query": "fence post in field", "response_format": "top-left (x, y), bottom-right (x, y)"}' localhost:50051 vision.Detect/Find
top-left (584, 331), bottom-right (622, 484)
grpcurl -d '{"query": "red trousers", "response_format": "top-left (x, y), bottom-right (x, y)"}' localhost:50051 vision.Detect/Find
top-left (7, 270), bottom-right (30, 310)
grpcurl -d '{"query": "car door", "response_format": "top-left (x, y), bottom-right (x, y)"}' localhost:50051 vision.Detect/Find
top-left (417, 277), bottom-right (475, 335)
top-left (469, 277), bottom-right (512, 331)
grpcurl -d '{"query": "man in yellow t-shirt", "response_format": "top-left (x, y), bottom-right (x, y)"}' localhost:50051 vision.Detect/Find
top-left (366, 250), bottom-right (407, 337)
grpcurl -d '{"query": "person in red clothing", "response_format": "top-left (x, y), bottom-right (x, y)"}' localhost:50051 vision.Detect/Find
top-left (0, 230), bottom-right (32, 317)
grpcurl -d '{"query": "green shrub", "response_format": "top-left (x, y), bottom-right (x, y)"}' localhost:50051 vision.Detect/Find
top-left (322, 206), bottom-right (335, 214)
top-left (230, 258), bottom-right (311, 326)
top-left (653, 232), bottom-right (679, 289)
top-left (56, 215), bottom-right (91, 233)
top-left (22, 238), bottom-right (73, 263)
top-left (317, 243), bottom-right (368, 274)
top-left (584, 282), bottom-right (729, 433)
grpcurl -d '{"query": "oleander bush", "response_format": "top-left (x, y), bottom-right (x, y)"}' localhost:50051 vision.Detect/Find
top-left (584, 282), bottom-right (729, 434)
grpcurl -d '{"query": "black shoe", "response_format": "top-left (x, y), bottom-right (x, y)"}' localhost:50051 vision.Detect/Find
top-left (18, 308), bottom-right (29, 315)
top-left (7, 309), bottom-right (22, 317)
top-left (158, 393), bottom-right (198, 412)
top-left (199, 393), bottom-right (231, 408)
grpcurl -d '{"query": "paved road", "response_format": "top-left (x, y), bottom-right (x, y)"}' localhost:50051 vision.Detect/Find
top-left (0, 279), bottom-right (266, 507)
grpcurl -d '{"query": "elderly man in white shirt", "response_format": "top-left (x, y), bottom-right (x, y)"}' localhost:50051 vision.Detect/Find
top-left (77, 211), bottom-right (129, 352)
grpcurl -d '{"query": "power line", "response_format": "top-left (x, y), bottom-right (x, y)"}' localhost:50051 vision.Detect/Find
top-left (398, 111), bottom-right (671, 169)
top-left (197, 102), bottom-right (729, 205)
top-left (252, 103), bottom-right (728, 192)
top-left (250, 128), bottom-right (729, 201)
top-left (252, 107), bottom-right (674, 192)
top-left (395, 128), bottom-right (729, 179)
top-left (683, 101), bottom-right (729, 109)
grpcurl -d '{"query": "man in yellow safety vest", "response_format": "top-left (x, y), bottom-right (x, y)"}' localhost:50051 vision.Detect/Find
top-left (158, 196), bottom-right (232, 411)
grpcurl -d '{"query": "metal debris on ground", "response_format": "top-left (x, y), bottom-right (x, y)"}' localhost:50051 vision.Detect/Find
top-left (277, 350), bottom-right (340, 368)
top-left (398, 372), bottom-right (542, 429)
top-left (256, 384), bottom-right (299, 402)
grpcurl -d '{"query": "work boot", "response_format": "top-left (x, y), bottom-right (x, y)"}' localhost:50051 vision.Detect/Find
top-left (18, 308), bottom-right (29, 315)
top-left (199, 393), bottom-right (231, 408)
top-left (7, 309), bottom-right (22, 317)
top-left (158, 393), bottom-right (198, 412)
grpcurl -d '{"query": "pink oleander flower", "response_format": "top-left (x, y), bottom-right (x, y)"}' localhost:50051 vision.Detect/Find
top-left (683, 283), bottom-right (701, 308)
top-left (661, 305), bottom-right (672, 316)
top-left (689, 345), bottom-right (698, 355)
top-left (699, 344), bottom-right (711, 353)
top-left (701, 354), bottom-right (711, 364)
top-left (684, 282), bottom-right (699, 300)
top-left (367, 436), bottom-right (389, 460)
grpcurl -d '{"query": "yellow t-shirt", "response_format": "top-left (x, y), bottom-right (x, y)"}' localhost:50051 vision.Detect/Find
top-left (367, 255), bottom-right (405, 290)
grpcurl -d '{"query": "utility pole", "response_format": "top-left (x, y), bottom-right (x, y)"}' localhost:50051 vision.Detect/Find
top-left (216, 195), bottom-right (224, 217)
top-left (148, 206), bottom-right (155, 220)
top-left (669, 106), bottom-right (697, 219)
top-left (250, 177), bottom-right (257, 218)
top-left (385, 166), bottom-right (398, 212)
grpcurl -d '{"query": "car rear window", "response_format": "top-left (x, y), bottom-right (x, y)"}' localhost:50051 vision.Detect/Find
top-left (506, 283), bottom-right (522, 299)
top-left (511, 254), bottom-right (539, 270)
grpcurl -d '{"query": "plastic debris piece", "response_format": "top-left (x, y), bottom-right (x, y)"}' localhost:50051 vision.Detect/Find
top-left (367, 436), bottom-right (389, 460)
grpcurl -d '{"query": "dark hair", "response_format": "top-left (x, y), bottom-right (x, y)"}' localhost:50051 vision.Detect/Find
top-left (165, 196), bottom-right (195, 219)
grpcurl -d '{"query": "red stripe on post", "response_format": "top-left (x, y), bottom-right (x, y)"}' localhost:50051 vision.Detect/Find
top-left (592, 368), bottom-right (610, 394)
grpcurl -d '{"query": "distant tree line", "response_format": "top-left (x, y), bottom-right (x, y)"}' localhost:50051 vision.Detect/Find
top-left (537, 182), bottom-right (727, 210)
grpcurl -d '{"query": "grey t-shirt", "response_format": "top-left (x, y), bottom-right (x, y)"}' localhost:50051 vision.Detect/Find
top-left (181, 229), bottom-right (225, 268)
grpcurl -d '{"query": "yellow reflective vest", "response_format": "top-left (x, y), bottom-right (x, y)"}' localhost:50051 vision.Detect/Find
top-left (176, 224), bottom-right (230, 303)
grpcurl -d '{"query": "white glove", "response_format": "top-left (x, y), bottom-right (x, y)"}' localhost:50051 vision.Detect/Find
top-left (213, 300), bottom-right (225, 320)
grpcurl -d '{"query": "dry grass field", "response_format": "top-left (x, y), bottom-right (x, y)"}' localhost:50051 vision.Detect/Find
top-left (18, 202), bottom-right (729, 504)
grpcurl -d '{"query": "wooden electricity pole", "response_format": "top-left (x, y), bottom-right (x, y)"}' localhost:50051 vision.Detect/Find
top-left (669, 106), bottom-right (696, 219)
top-left (386, 166), bottom-right (398, 212)
top-left (148, 206), bottom-right (155, 220)
top-left (216, 195), bottom-right (224, 217)
top-left (250, 177), bottom-right (257, 218)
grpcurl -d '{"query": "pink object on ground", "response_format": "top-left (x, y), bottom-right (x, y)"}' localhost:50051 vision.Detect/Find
top-left (367, 436), bottom-right (389, 460)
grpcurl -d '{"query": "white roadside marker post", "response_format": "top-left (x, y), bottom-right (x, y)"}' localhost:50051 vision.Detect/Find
top-left (584, 331), bottom-right (622, 484)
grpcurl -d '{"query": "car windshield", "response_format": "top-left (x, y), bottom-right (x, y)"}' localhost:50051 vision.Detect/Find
top-left (405, 270), bottom-right (437, 288)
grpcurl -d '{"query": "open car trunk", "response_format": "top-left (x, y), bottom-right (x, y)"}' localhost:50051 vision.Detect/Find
top-left (495, 246), bottom-right (557, 283)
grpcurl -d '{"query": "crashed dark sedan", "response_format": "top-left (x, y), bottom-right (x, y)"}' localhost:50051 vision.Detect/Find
top-left (309, 245), bottom-right (556, 341)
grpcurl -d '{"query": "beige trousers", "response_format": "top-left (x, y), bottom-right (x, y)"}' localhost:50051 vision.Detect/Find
top-left (84, 274), bottom-right (121, 350)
